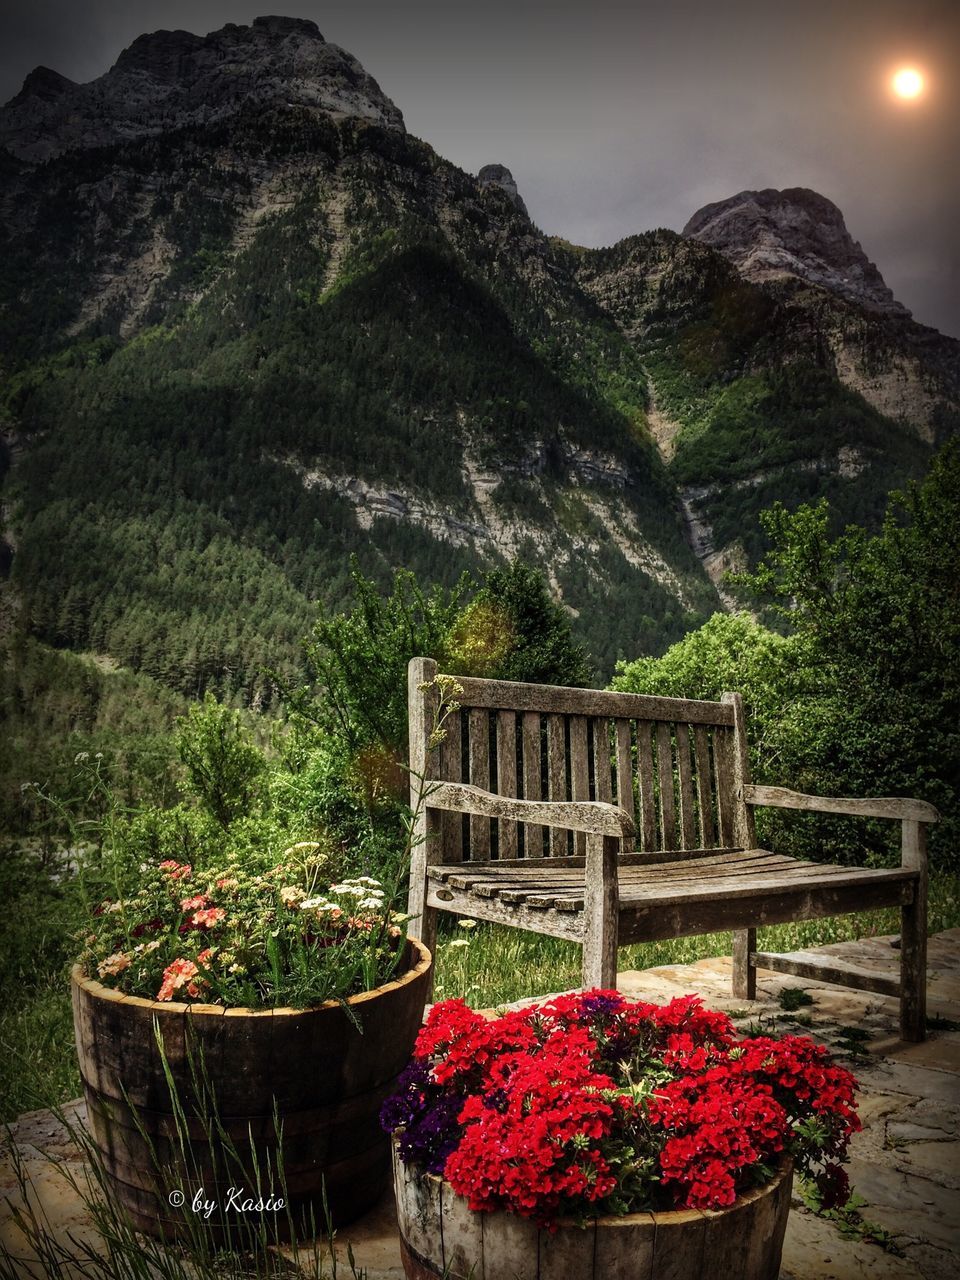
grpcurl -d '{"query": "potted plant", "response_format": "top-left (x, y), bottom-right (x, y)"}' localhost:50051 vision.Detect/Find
top-left (73, 840), bottom-right (432, 1239)
top-left (382, 990), bottom-right (860, 1280)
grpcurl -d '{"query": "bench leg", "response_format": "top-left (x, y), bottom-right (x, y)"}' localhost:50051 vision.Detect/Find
top-left (900, 897), bottom-right (927, 1043)
top-left (582, 928), bottom-right (618, 990)
top-left (732, 927), bottom-right (756, 1000)
top-left (583, 833), bottom-right (619, 990)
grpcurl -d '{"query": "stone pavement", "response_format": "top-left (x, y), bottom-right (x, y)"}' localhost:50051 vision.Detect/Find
top-left (2, 931), bottom-right (959, 1279)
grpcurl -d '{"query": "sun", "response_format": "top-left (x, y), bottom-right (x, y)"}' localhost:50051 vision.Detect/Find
top-left (891, 67), bottom-right (925, 100)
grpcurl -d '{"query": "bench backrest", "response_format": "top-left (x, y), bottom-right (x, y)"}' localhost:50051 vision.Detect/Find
top-left (409, 658), bottom-right (755, 860)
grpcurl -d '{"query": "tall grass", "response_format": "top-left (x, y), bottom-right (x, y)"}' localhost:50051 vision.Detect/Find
top-left (1, 1048), bottom-right (363, 1280)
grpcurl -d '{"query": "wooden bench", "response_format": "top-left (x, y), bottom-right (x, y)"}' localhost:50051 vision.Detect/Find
top-left (406, 658), bottom-right (937, 1042)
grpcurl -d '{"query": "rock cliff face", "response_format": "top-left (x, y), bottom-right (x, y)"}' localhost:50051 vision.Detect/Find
top-left (683, 187), bottom-right (907, 317)
top-left (0, 15), bottom-right (404, 161)
top-left (477, 164), bottom-right (529, 217)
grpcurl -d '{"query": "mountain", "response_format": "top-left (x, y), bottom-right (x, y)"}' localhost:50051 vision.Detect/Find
top-left (1, 18), bottom-right (957, 701)
top-left (0, 16), bottom-right (403, 161)
top-left (683, 187), bottom-right (906, 317)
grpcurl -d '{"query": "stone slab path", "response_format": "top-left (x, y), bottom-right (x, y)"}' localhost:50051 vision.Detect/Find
top-left (3, 931), bottom-right (959, 1279)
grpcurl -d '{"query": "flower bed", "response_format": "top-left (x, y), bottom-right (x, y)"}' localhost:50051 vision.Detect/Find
top-left (382, 990), bottom-right (860, 1224)
top-left (80, 842), bottom-right (409, 1008)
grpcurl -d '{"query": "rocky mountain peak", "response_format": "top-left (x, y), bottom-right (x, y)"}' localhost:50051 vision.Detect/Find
top-left (5, 65), bottom-right (77, 108)
top-left (0, 15), bottom-right (403, 162)
top-left (683, 187), bottom-right (909, 317)
top-left (478, 164), bottom-right (529, 217)
top-left (252, 16), bottom-right (324, 38)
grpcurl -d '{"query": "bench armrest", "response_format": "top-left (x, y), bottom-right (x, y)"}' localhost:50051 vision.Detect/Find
top-left (426, 781), bottom-right (636, 839)
top-left (742, 784), bottom-right (938, 824)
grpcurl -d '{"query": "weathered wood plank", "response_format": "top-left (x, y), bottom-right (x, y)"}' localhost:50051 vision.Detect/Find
top-left (751, 951), bottom-right (901, 998)
top-left (469, 708), bottom-right (490, 859)
top-left (497, 709), bottom-right (518, 860)
top-left (480, 1208), bottom-right (539, 1280)
top-left (744, 784), bottom-right (939, 824)
top-left (650, 1208), bottom-right (706, 1280)
top-left (570, 715), bottom-right (589, 857)
top-left (614, 719), bottom-right (636, 841)
top-left (593, 718), bottom-right (613, 804)
top-left (539, 1218), bottom-right (598, 1278)
top-left (900, 818), bottom-right (928, 1041)
top-left (427, 781), bottom-right (634, 837)
top-left (445, 674), bottom-right (734, 725)
top-left (675, 723), bottom-right (696, 850)
top-left (732, 927), bottom-right (756, 1000)
top-left (619, 864), bottom-right (917, 905)
top-left (407, 658), bottom-right (441, 957)
top-left (635, 723), bottom-right (657, 852)
top-left (713, 728), bottom-right (736, 848)
top-left (522, 711), bottom-right (544, 858)
top-left (693, 725), bottom-right (715, 848)
top-left (394, 1145), bottom-right (443, 1267)
top-left (618, 877), bottom-right (915, 945)
top-left (723, 692), bottom-right (757, 849)
top-left (656, 721), bottom-right (677, 850)
top-left (426, 885), bottom-right (585, 940)
top-left (439, 1178), bottom-right (484, 1277)
top-left (591, 1212), bottom-right (654, 1279)
top-left (439, 708), bottom-right (463, 862)
top-left (547, 713), bottom-right (568, 857)
top-left (583, 832), bottom-right (619, 988)
top-left (725, 692), bottom-right (758, 999)
top-left (435, 849), bottom-right (789, 883)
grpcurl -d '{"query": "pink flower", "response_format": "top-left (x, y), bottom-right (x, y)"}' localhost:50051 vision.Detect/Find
top-left (97, 952), bottom-right (131, 979)
top-left (159, 861), bottom-right (192, 881)
top-left (157, 958), bottom-right (199, 1002)
top-left (190, 907), bottom-right (226, 928)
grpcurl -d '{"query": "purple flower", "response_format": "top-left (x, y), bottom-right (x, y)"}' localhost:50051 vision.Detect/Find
top-left (381, 1059), bottom-right (465, 1175)
top-left (580, 991), bottom-right (625, 1020)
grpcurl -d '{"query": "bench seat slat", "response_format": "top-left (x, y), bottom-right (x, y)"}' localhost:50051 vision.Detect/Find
top-left (428, 853), bottom-right (916, 914)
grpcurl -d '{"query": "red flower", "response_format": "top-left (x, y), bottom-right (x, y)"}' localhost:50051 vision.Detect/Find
top-left (385, 990), bottom-right (861, 1224)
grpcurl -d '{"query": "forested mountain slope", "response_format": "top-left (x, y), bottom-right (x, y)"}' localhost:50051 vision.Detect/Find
top-left (1, 16), bottom-right (956, 700)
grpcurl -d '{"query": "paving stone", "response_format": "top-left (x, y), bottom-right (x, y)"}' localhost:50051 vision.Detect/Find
top-left (781, 1207), bottom-right (925, 1280)
top-left (843, 1159), bottom-right (960, 1253)
top-left (887, 1122), bottom-right (955, 1144)
top-left (856, 1059), bottom-right (960, 1105)
top-left (894, 1141), bottom-right (960, 1182)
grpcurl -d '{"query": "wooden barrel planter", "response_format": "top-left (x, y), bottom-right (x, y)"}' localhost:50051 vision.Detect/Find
top-left (393, 1140), bottom-right (793, 1280)
top-left (71, 938), bottom-right (432, 1240)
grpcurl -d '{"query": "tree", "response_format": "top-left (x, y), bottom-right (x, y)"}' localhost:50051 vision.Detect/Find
top-left (736, 446), bottom-right (959, 863)
top-left (449, 561), bottom-right (592, 688)
top-left (175, 693), bottom-right (267, 828)
top-left (615, 444), bottom-right (960, 869)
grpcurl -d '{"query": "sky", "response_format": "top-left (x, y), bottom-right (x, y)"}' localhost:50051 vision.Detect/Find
top-left (2, 0), bottom-right (958, 337)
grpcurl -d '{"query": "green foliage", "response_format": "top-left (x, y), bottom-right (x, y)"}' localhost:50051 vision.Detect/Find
top-left (0, 638), bottom-right (187, 840)
top-left (175, 694), bottom-right (268, 828)
top-left (0, 843), bottom-right (84, 1117)
top-left (288, 558), bottom-right (594, 853)
top-left (613, 612), bottom-right (806, 766)
top-left (297, 563), bottom-right (467, 758)
top-left (735, 443), bottom-right (959, 865)
top-left (449, 560), bottom-right (592, 687)
top-left (615, 446), bottom-right (959, 869)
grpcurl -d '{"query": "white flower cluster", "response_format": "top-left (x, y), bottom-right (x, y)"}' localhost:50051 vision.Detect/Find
top-left (328, 877), bottom-right (386, 911)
